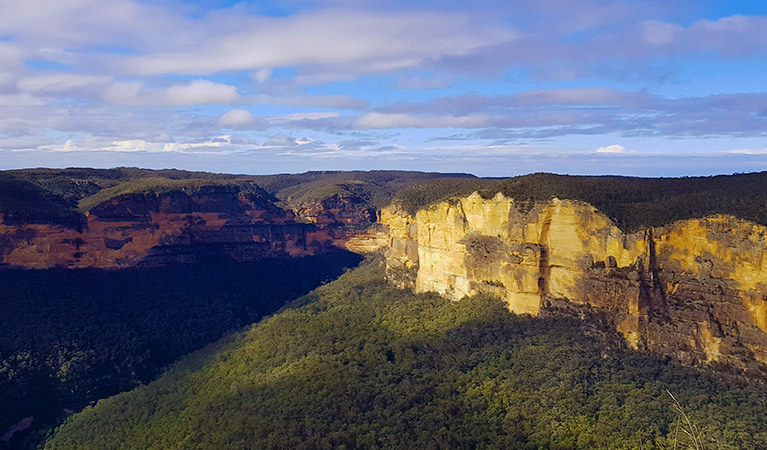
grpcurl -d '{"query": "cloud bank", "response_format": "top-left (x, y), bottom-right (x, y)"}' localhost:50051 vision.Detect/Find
top-left (0, 0), bottom-right (765, 176)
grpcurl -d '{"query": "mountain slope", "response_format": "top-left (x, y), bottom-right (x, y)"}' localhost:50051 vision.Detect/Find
top-left (45, 259), bottom-right (767, 450)
top-left (0, 252), bottom-right (362, 449)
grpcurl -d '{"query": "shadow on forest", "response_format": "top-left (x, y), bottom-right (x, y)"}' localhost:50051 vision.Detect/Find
top-left (0, 250), bottom-right (362, 449)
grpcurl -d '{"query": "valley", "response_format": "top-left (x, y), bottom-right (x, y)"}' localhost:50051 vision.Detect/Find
top-left (2, 169), bottom-right (767, 448)
top-left (4, 2), bottom-right (765, 448)
top-left (41, 259), bottom-right (767, 450)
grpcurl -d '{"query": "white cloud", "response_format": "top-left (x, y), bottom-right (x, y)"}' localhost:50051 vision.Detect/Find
top-left (118, 10), bottom-right (516, 78)
top-left (595, 144), bottom-right (630, 153)
top-left (36, 47), bottom-right (80, 65)
top-left (1, 0), bottom-right (767, 176)
top-left (355, 112), bottom-right (496, 129)
top-left (724, 148), bottom-right (767, 155)
top-left (263, 134), bottom-right (298, 147)
top-left (105, 139), bottom-right (163, 152)
top-left (102, 81), bottom-right (143, 105)
top-left (261, 134), bottom-right (328, 153)
top-left (45, 136), bottom-right (247, 154)
top-left (394, 76), bottom-right (452, 90)
top-left (0, 42), bottom-right (24, 71)
top-left (165, 80), bottom-right (241, 105)
top-left (17, 73), bottom-right (111, 94)
top-left (638, 15), bottom-right (767, 56)
top-left (0, 0), bottom-right (183, 48)
top-left (641, 21), bottom-right (683, 45)
top-left (103, 79), bottom-right (242, 106)
top-left (262, 112), bottom-right (341, 126)
top-left (515, 87), bottom-right (632, 105)
top-left (254, 93), bottom-right (368, 109)
top-left (0, 93), bottom-right (45, 107)
top-left (0, 73), bottom-right (14, 93)
top-left (218, 109), bottom-right (255, 127)
top-left (252, 68), bottom-right (272, 83)
top-left (274, 112), bottom-right (339, 120)
top-left (162, 137), bottom-right (235, 153)
top-left (42, 139), bottom-right (82, 152)
top-left (0, 136), bottom-right (54, 150)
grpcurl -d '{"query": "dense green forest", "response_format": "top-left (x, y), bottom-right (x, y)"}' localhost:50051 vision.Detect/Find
top-left (0, 252), bottom-right (361, 449)
top-left (395, 171), bottom-right (767, 231)
top-left (392, 177), bottom-right (499, 215)
top-left (44, 259), bottom-right (767, 450)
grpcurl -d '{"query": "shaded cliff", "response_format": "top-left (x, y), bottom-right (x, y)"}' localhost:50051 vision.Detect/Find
top-left (0, 185), bottom-right (339, 269)
top-left (382, 192), bottom-right (767, 373)
top-left (0, 168), bottom-right (478, 269)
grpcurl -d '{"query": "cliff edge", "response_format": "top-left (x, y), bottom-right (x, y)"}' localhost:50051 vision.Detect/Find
top-left (382, 192), bottom-right (767, 373)
top-left (0, 185), bottom-right (342, 268)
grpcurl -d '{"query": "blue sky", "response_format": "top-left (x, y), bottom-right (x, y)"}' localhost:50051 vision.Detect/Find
top-left (1, 0), bottom-right (766, 176)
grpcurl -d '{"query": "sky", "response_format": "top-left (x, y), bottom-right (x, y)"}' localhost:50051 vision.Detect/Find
top-left (1, 0), bottom-right (767, 177)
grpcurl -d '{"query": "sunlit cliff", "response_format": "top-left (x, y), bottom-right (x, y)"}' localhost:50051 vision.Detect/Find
top-left (382, 192), bottom-right (767, 372)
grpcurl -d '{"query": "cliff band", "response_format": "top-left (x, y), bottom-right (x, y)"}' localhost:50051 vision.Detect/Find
top-left (382, 192), bottom-right (767, 372)
top-left (0, 186), bottom-right (345, 268)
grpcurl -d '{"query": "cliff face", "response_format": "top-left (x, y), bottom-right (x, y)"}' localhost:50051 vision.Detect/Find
top-left (0, 186), bottom-right (342, 269)
top-left (382, 192), bottom-right (767, 371)
top-left (293, 194), bottom-right (376, 229)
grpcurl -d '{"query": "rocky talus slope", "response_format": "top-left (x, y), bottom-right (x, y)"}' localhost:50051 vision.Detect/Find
top-left (382, 192), bottom-right (767, 372)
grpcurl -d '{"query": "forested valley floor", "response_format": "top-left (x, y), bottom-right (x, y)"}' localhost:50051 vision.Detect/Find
top-left (0, 251), bottom-right (362, 449)
top-left (44, 258), bottom-right (767, 450)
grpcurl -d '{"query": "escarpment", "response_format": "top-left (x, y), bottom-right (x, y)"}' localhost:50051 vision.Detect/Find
top-left (293, 193), bottom-right (376, 228)
top-left (381, 192), bottom-right (767, 372)
top-left (0, 186), bottom-right (348, 269)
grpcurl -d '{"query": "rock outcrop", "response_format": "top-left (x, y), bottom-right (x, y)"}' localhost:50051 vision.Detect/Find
top-left (381, 192), bottom-right (767, 372)
top-left (0, 186), bottom-right (344, 269)
top-left (293, 194), bottom-right (377, 230)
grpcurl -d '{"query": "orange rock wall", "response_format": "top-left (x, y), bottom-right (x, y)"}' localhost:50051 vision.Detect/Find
top-left (0, 189), bottom-right (339, 269)
top-left (381, 193), bottom-right (767, 372)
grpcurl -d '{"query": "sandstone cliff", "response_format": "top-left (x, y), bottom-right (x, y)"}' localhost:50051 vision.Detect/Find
top-left (291, 193), bottom-right (378, 243)
top-left (0, 186), bottom-right (343, 269)
top-left (382, 192), bottom-right (767, 372)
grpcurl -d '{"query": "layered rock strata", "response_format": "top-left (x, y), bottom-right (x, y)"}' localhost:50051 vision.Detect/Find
top-left (293, 194), bottom-right (377, 230)
top-left (0, 186), bottom-right (341, 269)
top-left (382, 192), bottom-right (767, 371)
